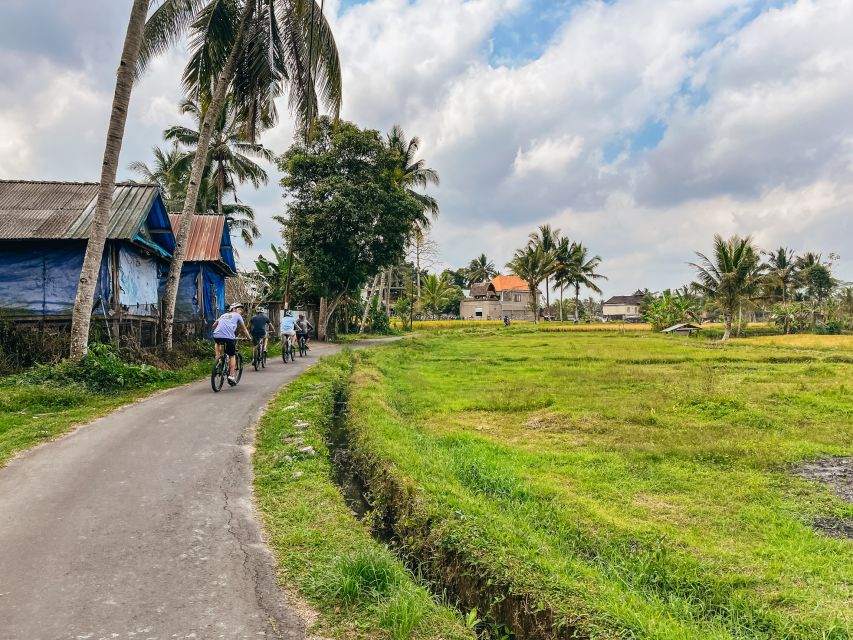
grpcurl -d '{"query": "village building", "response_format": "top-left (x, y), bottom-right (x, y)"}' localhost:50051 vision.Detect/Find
top-left (602, 290), bottom-right (645, 321)
top-left (164, 214), bottom-right (237, 337)
top-left (460, 275), bottom-right (540, 321)
top-left (0, 181), bottom-right (176, 344)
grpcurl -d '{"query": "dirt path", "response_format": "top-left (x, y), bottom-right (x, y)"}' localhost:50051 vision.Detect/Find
top-left (0, 341), bottom-right (378, 640)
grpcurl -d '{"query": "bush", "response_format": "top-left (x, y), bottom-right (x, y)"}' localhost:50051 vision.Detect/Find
top-left (21, 343), bottom-right (175, 392)
top-left (0, 318), bottom-right (69, 375)
top-left (366, 294), bottom-right (392, 334)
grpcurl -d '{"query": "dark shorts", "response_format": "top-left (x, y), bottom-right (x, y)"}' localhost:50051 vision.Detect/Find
top-left (251, 334), bottom-right (266, 345)
top-left (214, 338), bottom-right (237, 356)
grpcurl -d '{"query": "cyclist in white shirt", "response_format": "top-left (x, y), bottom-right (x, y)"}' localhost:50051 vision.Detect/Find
top-left (212, 303), bottom-right (252, 385)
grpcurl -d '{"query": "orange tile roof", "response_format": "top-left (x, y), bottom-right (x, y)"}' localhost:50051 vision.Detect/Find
top-left (490, 275), bottom-right (530, 292)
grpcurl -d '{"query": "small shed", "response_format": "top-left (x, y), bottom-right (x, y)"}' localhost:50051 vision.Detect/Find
top-left (662, 322), bottom-right (703, 336)
top-left (163, 214), bottom-right (236, 335)
top-left (0, 181), bottom-right (174, 340)
top-left (469, 282), bottom-right (498, 300)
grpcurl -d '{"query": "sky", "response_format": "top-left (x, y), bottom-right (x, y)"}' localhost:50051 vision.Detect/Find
top-left (1, 0), bottom-right (851, 299)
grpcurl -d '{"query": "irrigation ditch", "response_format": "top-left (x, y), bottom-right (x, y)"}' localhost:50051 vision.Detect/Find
top-left (324, 385), bottom-right (574, 640)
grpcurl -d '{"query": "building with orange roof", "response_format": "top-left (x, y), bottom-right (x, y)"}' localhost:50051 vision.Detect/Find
top-left (460, 274), bottom-right (541, 322)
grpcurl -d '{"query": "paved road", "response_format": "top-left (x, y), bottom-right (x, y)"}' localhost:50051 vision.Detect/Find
top-left (0, 341), bottom-right (360, 640)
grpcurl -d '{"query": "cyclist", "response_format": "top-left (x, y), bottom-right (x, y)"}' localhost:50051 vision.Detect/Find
top-left (249, 307), bottom-right (271, 357)
top-left (212, 303), bottom-right (252, 385)
top-left (295, 313), bottom-right (314, 351)
top-left (280, 310), bottom-right (298, 351)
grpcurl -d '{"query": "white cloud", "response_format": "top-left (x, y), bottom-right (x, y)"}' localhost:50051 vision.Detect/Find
top-left (513, 135), bottom-right (583, 178)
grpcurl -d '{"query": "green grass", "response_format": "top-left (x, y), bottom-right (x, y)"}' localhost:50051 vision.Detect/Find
top-left (252, 351), bottom-right (474, 640)
top-left (0, 345), bottom-right (240, 467)
top-left (344, 328), bottom-right (853, 639)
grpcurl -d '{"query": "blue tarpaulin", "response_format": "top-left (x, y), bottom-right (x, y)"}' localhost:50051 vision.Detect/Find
top-left (0, 241), bottom-right (110, 317)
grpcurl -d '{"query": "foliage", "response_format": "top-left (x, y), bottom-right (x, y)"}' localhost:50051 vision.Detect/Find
top-left (347, 328), bottom-right (853, 640)
top-left (386, 125), bottom-right (440, 229)
top-left (277, 118), bottom-right (423, 333)
top-left (464, 254), bottom-right (498, 286)
top-left (366, 295), bottom-right (392, 335)
top-left (506, 245), bottom-right (557, 322)
top-left (643, 289), bottom-right (701, 331)
top-left (690, 234), bottom-right (764, 340)
top-left (420, 273), bottom-right (455, 319)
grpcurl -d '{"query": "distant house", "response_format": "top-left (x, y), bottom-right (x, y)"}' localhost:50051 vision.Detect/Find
top-left (602, 290), bottom-right (645, 321)
top-left (460, 275), bottom-right (540, 321)
top-left (0, 181), bottom-right (175, 343)
top-left (164, 214), bottom-right (236, 335)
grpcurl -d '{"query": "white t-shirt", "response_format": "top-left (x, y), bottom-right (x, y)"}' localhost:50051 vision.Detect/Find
top-left (213, 312), bottom-right (245, 339)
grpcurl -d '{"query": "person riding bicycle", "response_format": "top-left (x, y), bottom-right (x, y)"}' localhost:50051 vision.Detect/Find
top-left (212, 303), bottom-right (252, 386)
top-left (295, 314), bottom-right (313, 351)
top-left (280, 310), bottom-right (298, 350)
top-left (249, 307), bottom-right (271, 357)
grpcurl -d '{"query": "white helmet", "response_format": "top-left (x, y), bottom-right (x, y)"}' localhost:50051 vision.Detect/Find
top-left (229, 302), bottom-right (245, 311)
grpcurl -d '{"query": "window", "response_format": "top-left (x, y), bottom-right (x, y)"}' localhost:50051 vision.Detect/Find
top-left (514, 294), bottom-right (522, 303)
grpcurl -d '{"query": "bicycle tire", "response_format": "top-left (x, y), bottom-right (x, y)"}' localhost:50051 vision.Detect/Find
top-left (211, 356), bottom-right (225, 392)
top-left (261, 348), bottom-right (267, 368)
top-left (299, 337), bottom-right (307, 357)
top-left (235, 353), bottom-right (244, 384)
top-left (252, 346), bottom-right (259, 371)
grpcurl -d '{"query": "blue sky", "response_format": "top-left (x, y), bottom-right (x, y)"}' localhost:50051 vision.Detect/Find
top-left (1, 0), bottom-right (851, 297)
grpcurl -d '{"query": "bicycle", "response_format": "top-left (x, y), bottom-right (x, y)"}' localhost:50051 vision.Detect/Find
top-left (297, 333), bottom-right (308, 357)
top-left (211, 347), bottom-right (244, 392)
top-left (252, 337), bottom-right (267, 371)
top-left (282, 336), bottom-right (295, 363)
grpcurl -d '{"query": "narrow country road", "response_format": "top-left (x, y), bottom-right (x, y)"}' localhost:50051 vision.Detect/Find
top-left (0, 341), bottom-right (369, 640)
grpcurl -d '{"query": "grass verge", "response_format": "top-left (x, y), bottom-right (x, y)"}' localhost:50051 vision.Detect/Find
top-left (253, 350), bottom-right (474, 640)
top-left (343, 327), bottom-right (852, 639)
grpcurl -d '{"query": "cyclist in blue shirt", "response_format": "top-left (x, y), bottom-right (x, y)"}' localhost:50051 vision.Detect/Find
top-left (280, 310), bottom-right (298, 350)
top-left (213, 303), bottom-right (252, 385)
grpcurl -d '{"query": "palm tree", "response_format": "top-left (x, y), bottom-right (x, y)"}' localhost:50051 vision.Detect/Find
top-left (528, 224), bottom-right (560, 316)
top-left (796, 252), bottom-right (836, 304)
top-left (556, 242), bottom-right (607, 323)
top-left (690, 234), bottom-right (763, 341)
top-left (420, 273), bottom-right (453, 319)
top-left (142, 0), bottom-right (342, 348)
top-left (506, 245), bottom-right (558, 323)
top-left (387, 125), bottom-right (440, 228)
top-left (164, 96), bottom-right (274, 217)
top-left (466, 254), bottom-right (498, 286)
top-left (128, 142), bottom-right (187, 211)
top-left (763, 247), bottom-right (798, 334)
top-left (552, 236), bottom-right (573, 321)
top-left (69, 0), bottom-right (150, 360)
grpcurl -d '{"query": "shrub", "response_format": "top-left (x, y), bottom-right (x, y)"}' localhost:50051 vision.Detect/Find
top-left (21, 343), bottom-right (175, 392)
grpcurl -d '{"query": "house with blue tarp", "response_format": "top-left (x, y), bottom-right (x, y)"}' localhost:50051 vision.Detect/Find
top-left (163, 214), bottom-right (236, 336)
top-left (0, 181), bottom-right (175, 341)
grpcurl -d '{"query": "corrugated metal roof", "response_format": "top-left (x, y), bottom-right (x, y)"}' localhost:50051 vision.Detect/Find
top-left (169, 214), bottom-right (226, 262)
top-left (0, 181), bottom-right (160, 240)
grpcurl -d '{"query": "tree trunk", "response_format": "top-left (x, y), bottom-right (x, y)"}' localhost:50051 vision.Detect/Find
top-left (530, 286), bottom-right (538, 324)
top-left (545, 276), bottom-right (550, 320)
top-left (722, 314), bottom-right (732, 341)
top-left (736, 303), bottom-right (743, 337)
top-left (385, 267), bottom-right (392, 317)
top-left (68, 0), bottom-right (149, 360)
top-left (359, 273), bottom-right (379, 333)
top-left (318, 296), bottom-right (329, 341)
top-left (574, 284), bottom-right (580, 323)
top-left (162, 0), bottom-right (256, 350)
top-left (559, 284), bottom-right (564, 322)
top-left (217, 161), bottom-right (225, 215)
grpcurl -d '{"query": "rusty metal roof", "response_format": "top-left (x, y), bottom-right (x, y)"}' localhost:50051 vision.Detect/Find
top-left (0, 181), bottom-right (161, 241)
top-left (169, 214), bottom-right (236, 274)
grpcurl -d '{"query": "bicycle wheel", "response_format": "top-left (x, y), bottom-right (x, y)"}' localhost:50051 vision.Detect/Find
top-left (211, 356), bottom-right (225, 392)
top-left (235, 353), bottom-right (244, 384)
top-left (252, 345), bottom-right (259, 371)
top-left (299, 338), bottom-right (307, 357)
top-left (261, 347), bottom-right (267, 368)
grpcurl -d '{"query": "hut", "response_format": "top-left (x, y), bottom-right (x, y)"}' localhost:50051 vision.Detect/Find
top-left (163, 214), bottom-right (236, 337)
top-left (0, 181), bottom-right (175, 344)
top-left (661, 322), bottom-right (703, 336)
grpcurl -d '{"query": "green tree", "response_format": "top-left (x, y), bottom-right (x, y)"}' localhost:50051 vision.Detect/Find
top-left (465, 254), bottom-right (498, 286)
top-left (690, 234), bottom-right (763, 341)
top-left (128, 142), bottom-right (187, 211)
top-left (277, 118), bottom-right (422, 339)
top-left (528, 224), bottom-right (561, 315)
top-left (69, 0), bottom-right (150, 359)
top-left (420, 273), bottom-right (454, 319)
top-left (556, 242), bottom-right (607, 323)
top-left (506, 245), bottom-right (557, 323)
top-left (763, 247), bottom-right (798, 333)
top-left (146, 0), bottom-right (342, 348)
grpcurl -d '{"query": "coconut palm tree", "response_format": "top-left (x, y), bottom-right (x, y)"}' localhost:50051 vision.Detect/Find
top-left (763, 247), bottom-right (798, 333)
top-left (690, 234), bottom-right (763, 341)
top-left (506, 245), bottom-right (558, 323)
top-left (164, 96), bottom-right (274, 217)
top-left (556, 242), bottom-right (607, 323)
top-left (465, 254), bottom-right (498, 286)
top-left (387, 125), bottom-right (440, 228)
top-left (420, 273), bottom-right (453, 319)
top-left (69, 0), bottom-right (150, 360)
top-left (128, 142), bottom-right (187, 211)
top-left (552, 236), bottom-right (573, 321)
top-left (143, 0), bottom-right (342, 348)
top-left (528, 225), bottom-right (561, 316)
